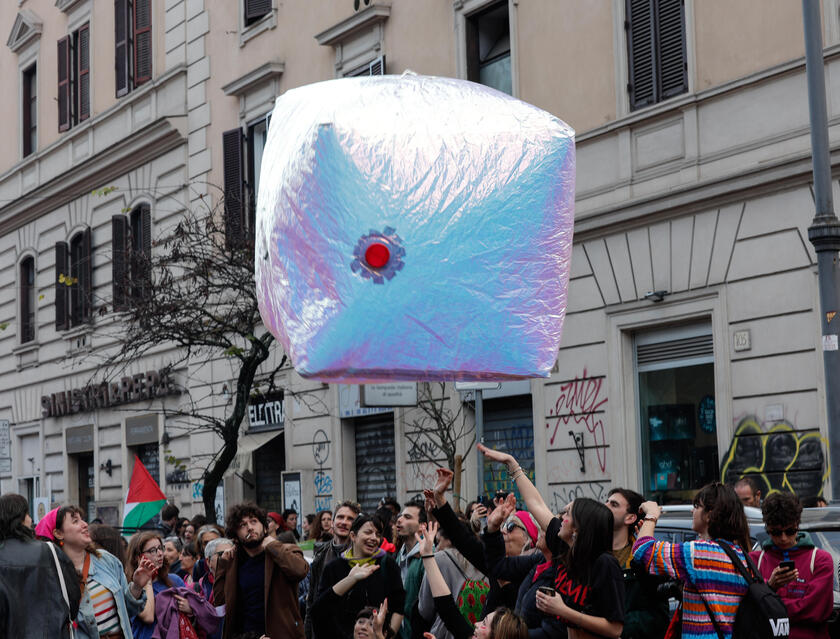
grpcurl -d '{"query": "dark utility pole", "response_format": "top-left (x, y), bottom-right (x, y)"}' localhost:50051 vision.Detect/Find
top-left (802, 1), bottom-right (840, 502)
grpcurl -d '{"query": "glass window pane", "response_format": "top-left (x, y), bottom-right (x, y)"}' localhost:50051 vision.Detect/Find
top-left (479, 54), bottom-right (512, 95)
top-left (639, 362), bottom-right (717, 502)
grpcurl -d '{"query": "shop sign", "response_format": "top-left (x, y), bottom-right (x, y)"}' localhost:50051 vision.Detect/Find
top-left (0, 420), bottom-right (9, 473)
top-left (248, 392), bottom-right (284, 432)
top-left (41, 368), bottom-right (180, 418)
top-left (66, 424), bottom-right (94, 454)
top-left (125, 414), bottom-right (159, 446)
top-left (360, 383), bottom-right (417, 407)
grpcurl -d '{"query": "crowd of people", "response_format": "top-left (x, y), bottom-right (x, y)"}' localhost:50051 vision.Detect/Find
top-left (0, 443), bottom-right (835, 639)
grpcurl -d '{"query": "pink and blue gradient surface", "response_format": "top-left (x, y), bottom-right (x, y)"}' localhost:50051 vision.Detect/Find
top-left (255, 74), bottom-right (575, 382)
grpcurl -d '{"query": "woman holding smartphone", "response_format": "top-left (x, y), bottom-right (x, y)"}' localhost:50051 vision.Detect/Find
top-left (478, 444), bottom-right (624, 639)
top-left (750, 491), bottom-right (833, 639)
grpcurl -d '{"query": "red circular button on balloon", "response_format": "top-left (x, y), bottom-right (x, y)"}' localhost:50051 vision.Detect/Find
top-left (365, 243), bottom-right (390, 268)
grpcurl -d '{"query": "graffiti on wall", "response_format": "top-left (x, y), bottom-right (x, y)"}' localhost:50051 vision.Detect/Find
top-left (549, 481), bottom-right (609, 513)
top-left (720, 416), bottom-right (830, 497)
top-left (546, 369), bottom-right (608, 473)
top-left (312, 429), bottom-right (334, 512)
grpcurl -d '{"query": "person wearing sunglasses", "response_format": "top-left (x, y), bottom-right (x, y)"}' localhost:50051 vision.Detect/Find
top-left (750, 492), bottom-right (833, 639)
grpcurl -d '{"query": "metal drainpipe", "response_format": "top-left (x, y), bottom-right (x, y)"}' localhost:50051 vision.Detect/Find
top-left (802, 0), bottom-right (840, 502)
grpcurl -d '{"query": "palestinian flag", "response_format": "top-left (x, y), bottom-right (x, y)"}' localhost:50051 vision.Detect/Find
top-left (123, 455), bottom-right (167, 529)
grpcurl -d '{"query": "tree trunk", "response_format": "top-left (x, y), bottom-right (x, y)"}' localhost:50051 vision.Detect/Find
top-left (453, 454), bottom-right (463, 513)
top-left (202, 334), bottom-right (273, 520)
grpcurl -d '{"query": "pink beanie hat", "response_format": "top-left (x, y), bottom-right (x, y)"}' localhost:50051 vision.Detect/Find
top-left (35, 507), bottom-right (59, 540)
top-left (513, 510), bottom-right (539, 545)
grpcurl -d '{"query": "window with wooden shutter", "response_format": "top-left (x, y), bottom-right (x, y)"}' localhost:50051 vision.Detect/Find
top-left (223, 128), bottom-right (246, 248)
top-left (22, 64), bottom-right (37, 157)
top-left (244, 0), bottom-right (272, 25)
top-left (134, 0), bottom-right (152, 85)
top-left (20, 257), bottom-right (36, 343)
top-left (77, 24), bottom-right (90, 121)
top-left (81, 227), bottom-right (92, 322)
top-left (57, 36), bottom-right (71, 131)
top-left (115, 0), bottom-right (132, 96)
top-left (55, 241), bottom-right (69, 330)
top-left (626, 0), bottom-right (687, 110)
top-left (130, 204), bottom-right (152, 301)
top-left (112, 215), bottom-right (128, 311)
top-left (368, 56), bottom-right (385, 76)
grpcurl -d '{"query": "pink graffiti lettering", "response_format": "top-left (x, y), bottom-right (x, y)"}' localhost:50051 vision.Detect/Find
top-left (547, 369), bottom-right (608, 472)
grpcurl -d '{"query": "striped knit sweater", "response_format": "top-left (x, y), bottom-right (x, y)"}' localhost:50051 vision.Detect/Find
top-left (632, 535), bottom-right (749, 639)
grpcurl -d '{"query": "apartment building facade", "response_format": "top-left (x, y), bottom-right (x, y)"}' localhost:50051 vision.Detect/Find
top-left (0, 0), bottom-right (836, 523)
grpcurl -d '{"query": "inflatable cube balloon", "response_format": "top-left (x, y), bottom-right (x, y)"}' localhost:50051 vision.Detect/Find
top-left (255, 74), bottom-right (575, 382)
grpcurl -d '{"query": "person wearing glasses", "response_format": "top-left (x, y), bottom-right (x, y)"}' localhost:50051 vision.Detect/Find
top-left (750, 492), bottom-right (833, 639)
top-left (52, 505), bottom-right (154, 639)
top-left (126, 531), bottom-right (187, 639)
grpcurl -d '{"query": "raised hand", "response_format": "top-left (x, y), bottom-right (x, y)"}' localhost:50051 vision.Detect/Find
top-left (433, 468), bottom-right (454, 496)
top-left (349, 563), bottom-right (380, 583)
top-left (487, 493), bottom-right (516, 532)
top-left (132, 555), bottom-right (156, 588)
top-left (371, 598), bottom-right (389, 639)
top-left (415, 521), bottom-right (438, 557)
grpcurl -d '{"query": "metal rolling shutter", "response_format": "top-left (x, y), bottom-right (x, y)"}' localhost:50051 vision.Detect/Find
top-left (355, 415), bottom-right (396, 513)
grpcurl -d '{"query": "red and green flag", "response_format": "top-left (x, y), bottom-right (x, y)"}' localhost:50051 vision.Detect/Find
top-left (123, 455), bottom-right (167, 529)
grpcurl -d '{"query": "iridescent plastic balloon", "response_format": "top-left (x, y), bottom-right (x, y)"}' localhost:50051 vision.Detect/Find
top-left (256, 74), bottom-right (575, 382)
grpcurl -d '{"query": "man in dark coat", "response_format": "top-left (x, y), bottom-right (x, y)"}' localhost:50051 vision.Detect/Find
top-left (214, 502), bottom-right (309, 639)
top-left (0, 493), bottom-right (81, 639)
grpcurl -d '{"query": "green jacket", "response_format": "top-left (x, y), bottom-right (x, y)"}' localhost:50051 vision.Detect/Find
top-left (398, 548), bottom-right (426, 639)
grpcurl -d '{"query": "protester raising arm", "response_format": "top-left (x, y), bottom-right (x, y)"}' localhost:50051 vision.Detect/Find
top-left (477, 444), bottom-right (553, 532)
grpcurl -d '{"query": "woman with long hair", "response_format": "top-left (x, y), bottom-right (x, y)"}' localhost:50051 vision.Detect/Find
top-left (126, 530), bottom-right (187, 639)
top-left (310, 510), bottom-right (334, 543)
top-left (53, 505), bottom-right (154, 639)
top-left (312, 513), bottom-right (407, 639)
top-left (416, 520), bottom-right (528, 639)
top-left (632, 482), bottom-right (751, 639)
top-left (479, 444), bottom-right (625, 639)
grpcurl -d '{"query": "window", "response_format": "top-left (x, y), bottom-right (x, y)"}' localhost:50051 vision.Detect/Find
top-left (346, 56), bottom-right (385, 77)
top-left (22, 64), bottom-right (36, 157)
top-left (57, 23), bottom-right (89, 132)
top-left (112, 204), bottom-right (151, 310)
top-left (636, 323), bottom-right (717, 502)
top-left (115, 0), bottom-right (152, 97)
top-left (466, 2), bottom-right (511, 95)
top-left (223, 115), bottom-right (270, 247)
top-left (55, 228), bottom-right (92, 329)
top-left (244, 0), bottom-right (272, 27)
top-left (19, 257), bottom-right (36, 343)
top-left (625, 0), bottom-right (688, 110)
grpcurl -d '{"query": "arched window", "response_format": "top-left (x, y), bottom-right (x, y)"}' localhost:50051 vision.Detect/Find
top-left (112, 203), bottom-right (151, 310)
top-left (55, 228), bottom-right (92, 329)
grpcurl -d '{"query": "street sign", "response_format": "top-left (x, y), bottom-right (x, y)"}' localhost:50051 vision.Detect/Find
top-left (360, 383), bottom-right (417, 407)
top-left (0, 419), bottom-right (10, 474)
top-left (454, 382), bottom-right (501, 391)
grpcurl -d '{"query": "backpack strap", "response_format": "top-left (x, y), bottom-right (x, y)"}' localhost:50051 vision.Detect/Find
top-left (757, 550), bottom-right (765, 572)
top-left (716, 539), bottom-right (759, 584)
top-left (696, 586), bottom-right (725, 639)
top-left (811, 548), bottom-right (817, 574)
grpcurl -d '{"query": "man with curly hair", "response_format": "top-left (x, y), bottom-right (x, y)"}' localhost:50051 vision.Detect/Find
top-left (213, 502), bottom-right (309, 639)
top-left (750, 491), bottom-right (833, 639)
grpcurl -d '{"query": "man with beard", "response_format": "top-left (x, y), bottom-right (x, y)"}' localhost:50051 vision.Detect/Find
top-left (605, 488), bottom-right (670, 639)
top-left (305, 500), bottom-right (361, 639)
top-left (395, 499), bottom-right (426, 639)
top-left (214, 502), bottom-right (309, 639)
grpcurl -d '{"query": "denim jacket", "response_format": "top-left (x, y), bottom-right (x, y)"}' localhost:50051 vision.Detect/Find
top-left (75, 550), bottom-right (146, 639)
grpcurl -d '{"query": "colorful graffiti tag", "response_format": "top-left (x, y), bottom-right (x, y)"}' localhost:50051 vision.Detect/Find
top-left (720, 416), bottom-right (829, 497)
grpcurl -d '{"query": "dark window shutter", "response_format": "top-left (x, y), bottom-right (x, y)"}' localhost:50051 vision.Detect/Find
top-left (20, 258), bottom-right (35, 343)
top-left (223, 128), bottom-right (245, 248)
top-left (57, 36), bottom-right (71, 131)
top-left (369, 56), bottom-right (385, 76)
top-left (134, 0), bottom-right (152, 86)
top-left (55, 241), bottom-right (68, 330)
top-left (78, 24), bottom-right (90, 121)
top-left (112, 214), bottom-right (128, 311)
top-left (115, 0), bottom-right (131, 96)
top-left (626, 0), bottom-right (655, 110)
top-left (245, 0), bottom-right (272, 21)
top-left (140, 204), bottom-right (152, 298)
top-left (82, 226), bottom-right (93, 322)
top-left (656, 0), bottom-right (687, 99)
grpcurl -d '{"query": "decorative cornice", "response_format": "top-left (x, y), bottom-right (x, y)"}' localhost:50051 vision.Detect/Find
top-left (55, 0), bottom-right (84, 13)
top-left (222, 61), bottom-right (285, 97)
top-left (6, 9), bottom-right (42, 53)
top-left (314, 3), bottom-right (390, 47)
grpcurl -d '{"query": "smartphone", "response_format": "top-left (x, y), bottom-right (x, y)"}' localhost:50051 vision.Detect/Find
top-left (779, 560), bottom-right (795, 571)
top-left (537, 586), bottom-right (556, 597)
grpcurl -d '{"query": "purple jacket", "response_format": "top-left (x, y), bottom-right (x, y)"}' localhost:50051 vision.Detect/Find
top-left (152, 586), bottom-right (220, 639)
